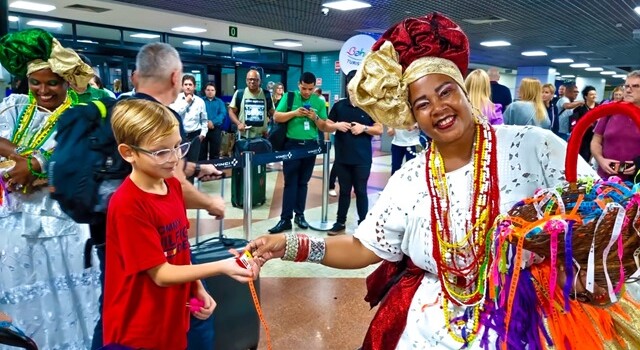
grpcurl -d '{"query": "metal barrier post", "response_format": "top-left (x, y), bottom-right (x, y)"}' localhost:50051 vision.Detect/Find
top-left (309, 140), bottom-right (333, 231)
top-left (243, 151), bottom-right (253, 240)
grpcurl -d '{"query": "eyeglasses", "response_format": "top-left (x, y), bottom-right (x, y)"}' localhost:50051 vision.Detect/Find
top-left (246, 78), bottom-right (260, 82)
top-left (623, 84), bottom-right (640, 90)
top-left (130, 142), bottom-right (191, 164)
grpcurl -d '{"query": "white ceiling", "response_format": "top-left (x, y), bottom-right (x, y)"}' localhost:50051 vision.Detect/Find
top-left (8, 0), bottom-right (345, 52)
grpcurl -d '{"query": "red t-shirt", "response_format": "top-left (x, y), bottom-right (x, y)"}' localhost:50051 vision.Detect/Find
top-left (104, 176), bottom-right (194, 350)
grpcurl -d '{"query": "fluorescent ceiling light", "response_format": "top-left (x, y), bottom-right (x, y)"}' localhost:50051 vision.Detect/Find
top-left (569, 63), bottom-right (589, 68)
top-left (9, 1), bottom-right (55, 12)
top-left (585, 67), bottom-right (603, 71)
top-left (183, 40), bottom-right (209, 46)
top-left (555, 72), bottom-right (561, 75)
top-left (273, 40), bottom-right (302, 48)
top-left (568, 50), bottom-right (594, 54)
top-left (551, 58), bottom-right (574, 63)
top-left (613, 74), bottom-right (626, 78)
top-left (233, 46), bottom-right (255, 52)
top-left (635, 6), bottom-right (640, 15)
top-left (8, 16), bottom-right (19, 22)
top-left (600, 71), bottom-right (616, 75)
top-left (26, 20), bottom-right (62, 28)
top-left (561, 75), bottom-right (575, 78)
top-left (191, 70), bottom-right (201, 73)
top-left (77, 39), bottom-right (98, 44)
top-left (172, 26), bottom-right (206, 34)
top-left (322, 0), bottom-right (371, 10)
top-left (130, 33), bottom-right (160, 39)
top-left (480, 40), bottom-right (510, 47)
top-left (521, 51), bottom-right (547, 56)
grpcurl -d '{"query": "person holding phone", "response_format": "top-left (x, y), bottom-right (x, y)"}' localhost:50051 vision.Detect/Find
top-left (591, 70), bottom-right (640, 182)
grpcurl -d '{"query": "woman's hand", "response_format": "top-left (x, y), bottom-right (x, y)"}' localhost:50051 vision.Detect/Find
top-left (191, 283), bottom-right (216, 320)
top-left (245, 234), bottom-right (287, 264)
top-left (596, 157), bottom-right (619, 176)
top-left (5, 154), bottom-right (35, 192)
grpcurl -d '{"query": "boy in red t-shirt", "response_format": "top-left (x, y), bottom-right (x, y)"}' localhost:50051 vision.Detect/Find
top-left (103, 99), bottom-right (259, 350)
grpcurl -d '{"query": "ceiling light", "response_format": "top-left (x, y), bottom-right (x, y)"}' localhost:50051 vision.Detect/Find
top-left (568, 51), bottom-right (595, 54)
top-left (569, 63), bottom-right (589, 68)
top-left (232, 46), bottom-right (255, 52)
top-left (9, 1), bottom-right (55, 12)
top-left (8, 16), bottom-right (19, 22)
top-left (635, 6), bottom-right (640, 15)
top-left (480, 40), bottom-right (511, 47)
top-left (551, 58), bottom-right (574, 63)
top-left (130, 33), bottom-right (160, 39)
top-left (273, 40), bottom-right (303, 48)
top-left (561, 75), bottom-right (575, 78)
top-left (26, 20), bottom-right (62, 28)
top-left (584, 67), bottom-right (603, 71)
top-left (613, 74), bottom-right (626, 78)
top-left (322, 0), bottom-right (371, 10)
top-left (555, 72), bottom-right (561, 75)
top-left (521, 51), bottom-right (547, 56)
top-left (191, 70), bottom-right (201, 73)
top-left (171, 26), bottom-right (206, 34)
top-left (600, 71), bottom-right (616, 75)
top-left (77, 39), bottom-right (98, 44)
top-left (183, 40), bottom-right (209, 46)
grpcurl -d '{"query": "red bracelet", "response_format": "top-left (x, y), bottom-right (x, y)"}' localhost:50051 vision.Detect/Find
top-left (294, 234), bottom-right (310, 262)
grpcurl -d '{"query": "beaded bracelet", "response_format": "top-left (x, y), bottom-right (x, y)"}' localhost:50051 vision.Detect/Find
top-left (27, 155), bottom-right (47, 179)
top-left (282, 232), bottom-right (326, 264)
top-left (283, 232), bottom-right (298, 261)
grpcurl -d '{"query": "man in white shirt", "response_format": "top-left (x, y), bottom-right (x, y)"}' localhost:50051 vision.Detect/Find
top-left (555, 82), bottom-right (584, 140)
top-left (170, 74), bottom-right (208, 158)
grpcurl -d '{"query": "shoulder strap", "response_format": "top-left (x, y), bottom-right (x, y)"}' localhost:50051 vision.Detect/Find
top-left (234, 89), bottom-right (245, 110)
top-left (91, 100), bottom-right (108, 119)
top-left (263, 88), bottom-right (273, 112)
top-left (286, 91), bottom-right (295, 112)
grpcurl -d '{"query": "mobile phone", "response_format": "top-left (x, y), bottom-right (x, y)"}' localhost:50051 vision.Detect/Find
top-left (303, 103), bottom-right (311, 110)
top-left (610, 162), bottom-right (620, 173)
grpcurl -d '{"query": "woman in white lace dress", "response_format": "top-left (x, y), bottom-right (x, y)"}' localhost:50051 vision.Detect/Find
top-left (0, 29), bottom-right (100, 349)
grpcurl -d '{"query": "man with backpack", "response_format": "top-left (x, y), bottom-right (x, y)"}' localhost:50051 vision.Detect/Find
top-left (52, 42), bottom-right (223, 350)
top-left (228, 69), bottom-right (275, 139)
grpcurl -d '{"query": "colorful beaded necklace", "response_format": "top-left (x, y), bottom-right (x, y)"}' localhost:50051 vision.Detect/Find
top-left (11, 90), bottom-right (78, 153)
top-left (425, 121), bottom-right (500, 345)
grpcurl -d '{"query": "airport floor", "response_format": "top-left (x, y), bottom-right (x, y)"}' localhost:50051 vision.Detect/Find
top-left (187, 139), bottom-right (394, 349)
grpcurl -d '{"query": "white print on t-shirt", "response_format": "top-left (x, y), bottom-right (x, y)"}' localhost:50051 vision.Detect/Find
top-left (244, 98), bottom-right (265, 125)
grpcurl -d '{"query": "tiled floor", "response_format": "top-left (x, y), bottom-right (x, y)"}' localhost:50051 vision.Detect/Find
top-left (188, 139), bottom-right (396, 349)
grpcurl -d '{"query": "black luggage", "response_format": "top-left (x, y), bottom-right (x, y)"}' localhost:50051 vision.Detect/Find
top-left (191, 178), bottom-right (260, 350)
top-left (231, 135), bottom-right (270, 208)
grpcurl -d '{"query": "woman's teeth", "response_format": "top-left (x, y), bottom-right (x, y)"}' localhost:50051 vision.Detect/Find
top-left (437, 116), bottom-right (454, 127)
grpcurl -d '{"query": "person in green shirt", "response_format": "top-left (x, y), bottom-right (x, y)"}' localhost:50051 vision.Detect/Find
top-left (268, 72), bottom-right (329, 233)
top-left (73, 53), bottom-right (113, 103)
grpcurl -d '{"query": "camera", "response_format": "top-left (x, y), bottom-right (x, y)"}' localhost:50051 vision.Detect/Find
top-left (321, 7), bottom-right (329, 16)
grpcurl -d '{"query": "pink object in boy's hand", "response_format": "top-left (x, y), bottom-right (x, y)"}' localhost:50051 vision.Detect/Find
top-left (187, 297), bottom-right (205, 312)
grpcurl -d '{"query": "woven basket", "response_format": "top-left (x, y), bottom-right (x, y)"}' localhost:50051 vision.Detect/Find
top-left (503, 102), bottom-right (640, 288)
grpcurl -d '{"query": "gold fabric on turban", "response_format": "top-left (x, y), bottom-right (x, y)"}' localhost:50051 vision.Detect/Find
top-left (26, 38), bottom-right (93, 89)
top-left (348, 41), bottom-right (466, 128)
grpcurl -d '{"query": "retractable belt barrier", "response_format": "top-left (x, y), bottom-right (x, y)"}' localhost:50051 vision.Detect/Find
top-left (202, 142), bottom-right (328, 169)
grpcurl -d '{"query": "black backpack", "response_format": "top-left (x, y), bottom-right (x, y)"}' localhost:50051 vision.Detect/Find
top-left (49, 97), bottom-right (131, 225)
top-left (267, 91), bottom-right (295, 151)
top-left (234, 88), bottom-right (273, 127)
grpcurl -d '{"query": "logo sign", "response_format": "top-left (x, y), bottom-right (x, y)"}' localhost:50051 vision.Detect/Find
top-left (316, 78), bottom-right (322, 86)
top-left (339, 34), bottom-right (375, 75)
top-left (229, 26), bottom-right (238, 38)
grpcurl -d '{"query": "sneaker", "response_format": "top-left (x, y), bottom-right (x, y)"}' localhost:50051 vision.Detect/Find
top-left (328, 189), bottom-right (337, 197)
top-left (328, 222), bottom-right (346, 236)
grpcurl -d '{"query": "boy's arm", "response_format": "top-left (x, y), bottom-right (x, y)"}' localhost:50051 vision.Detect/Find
top-left (146, 258), bottom-right (258, 287)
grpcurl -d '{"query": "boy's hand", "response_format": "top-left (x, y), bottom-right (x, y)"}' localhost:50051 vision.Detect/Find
top-left (225, 250), bottom-right (260, 283)
top-left (191, 285), bottom-right (216, 320)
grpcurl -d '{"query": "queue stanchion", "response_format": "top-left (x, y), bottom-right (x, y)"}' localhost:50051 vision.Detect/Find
top-left (243, 151), bottom-right (253, 240)
top-left (309, 140), bottom-right (333, 231)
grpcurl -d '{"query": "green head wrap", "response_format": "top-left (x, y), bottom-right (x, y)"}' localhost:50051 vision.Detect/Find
top-left (0, 28), bottom-right (93, 88)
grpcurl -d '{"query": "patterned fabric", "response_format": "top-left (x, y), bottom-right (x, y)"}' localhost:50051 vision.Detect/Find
top-left (354, 125), bottom-right (598, 349)
top-left (0, 94), bottom-right (101, 349)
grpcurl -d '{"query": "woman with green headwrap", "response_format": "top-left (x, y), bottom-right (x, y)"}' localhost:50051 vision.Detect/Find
top-left (0, 29), bottom-right (100, 349)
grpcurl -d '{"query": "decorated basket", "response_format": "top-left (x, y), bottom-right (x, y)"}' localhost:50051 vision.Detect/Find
top-left (493, 102), bottom-right (640, 306)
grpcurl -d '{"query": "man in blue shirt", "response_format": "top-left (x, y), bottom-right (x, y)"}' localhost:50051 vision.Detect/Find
top-left (201, 82), bottom-right (227, 160)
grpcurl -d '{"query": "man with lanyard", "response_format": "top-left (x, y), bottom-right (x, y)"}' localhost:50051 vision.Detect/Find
top-left (228, 69), bottom-right (274, 139)
top-left (90, 42), bottom-right (223, 350)
top-left (269, 72), bottom-right (328, 233)
top-left (200, 82), bottom-right (227, 160)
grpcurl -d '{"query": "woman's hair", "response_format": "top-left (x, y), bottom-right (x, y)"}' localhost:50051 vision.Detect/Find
top-left (92, 75), bottom-right (105, 89)
top-left (542, 83), bottom-right (555, 95)
top-left (273, 82), bottom-right (284, 95)
top-left (113, 79), bottom-right (122, 92)
top-left (582, 85), bottom-right (596, 101)
top-left (464, 69), bottom-right (493, 115)
top-left (518, 78), bottom-right (546, 123)
top-left (111, 99), bottom-right (179, 147)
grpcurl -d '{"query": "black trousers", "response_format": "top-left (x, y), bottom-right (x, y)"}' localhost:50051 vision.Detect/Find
top-left (281, 139), bottom-right (318, 220)
top-left (199, 126), bottom-right (223, 160)
top-left (334, 162), bottom-right (371, 224)
top-left (185, 130), bottom-right (202, 163)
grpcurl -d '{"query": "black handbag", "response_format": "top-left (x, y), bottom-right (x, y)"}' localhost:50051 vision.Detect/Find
top-left (267, 122), bottom-right (288, 151)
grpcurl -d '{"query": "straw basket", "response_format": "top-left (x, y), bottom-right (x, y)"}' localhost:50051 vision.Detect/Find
top-left (501, 102), bottom-right (640, 300)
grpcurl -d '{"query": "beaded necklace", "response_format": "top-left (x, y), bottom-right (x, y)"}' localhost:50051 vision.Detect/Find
top-left (11, 90), bottom-right (78, 153)
top-left (425, 122), bottom-right (500, 345)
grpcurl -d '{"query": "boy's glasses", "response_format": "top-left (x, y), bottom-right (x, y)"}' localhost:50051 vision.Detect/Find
top-left (130, 142), bottom-right (191, 164)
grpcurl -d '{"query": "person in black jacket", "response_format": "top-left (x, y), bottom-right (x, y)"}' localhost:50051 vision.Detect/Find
top-left (488, 67), bottom-right (512, 109)
top-left (571, 85), bottom-right (598, 162)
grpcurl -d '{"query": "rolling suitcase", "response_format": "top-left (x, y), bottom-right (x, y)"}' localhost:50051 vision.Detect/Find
top-left (231, 131), bottom-right (270, 208)
top-left (191, 177), bottom-right (261, 350)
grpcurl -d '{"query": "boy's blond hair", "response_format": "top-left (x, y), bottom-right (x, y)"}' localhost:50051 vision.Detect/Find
top-left (111, 99), bottom-right (179, 147)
